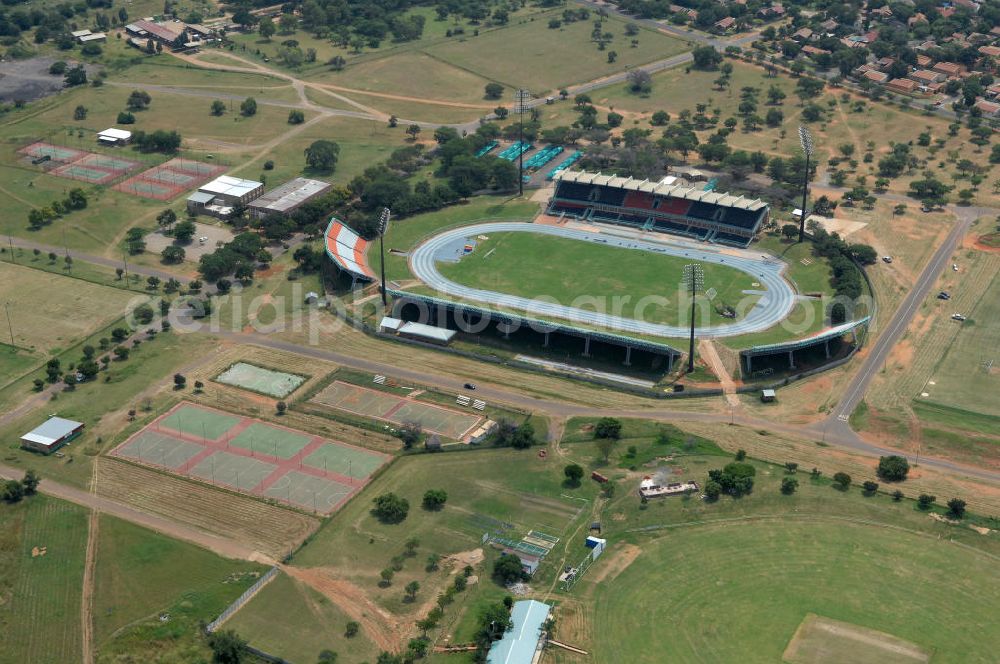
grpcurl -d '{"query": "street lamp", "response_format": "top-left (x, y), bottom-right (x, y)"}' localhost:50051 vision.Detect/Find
top-left (798, 125), bottom-right (814, 243)
top-left (377, 207), bottom-right (390, 307)
top-left (514, 89), bottom-right (532, 196)
top-left (682, 264), bottom-right (704, 374)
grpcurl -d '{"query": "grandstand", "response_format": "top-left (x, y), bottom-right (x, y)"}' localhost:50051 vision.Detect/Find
top-left (548, 170), bottom-right (769, 248)
top-left (324, 218), bottom-right (375, 283)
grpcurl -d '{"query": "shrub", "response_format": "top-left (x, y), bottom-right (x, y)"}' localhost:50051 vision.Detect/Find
top-left (832, 472), bottom-right (851, 490)
top-left (877, 455), bottom-right (910, 481)
top-left (917, 494), bottom-right (936, 510)
top-left (780, 477), bottom-right (798, 495)
top-left (372, 492), bottom-right (409, 523)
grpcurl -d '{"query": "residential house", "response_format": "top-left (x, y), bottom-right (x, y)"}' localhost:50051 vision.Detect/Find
top-left (932, 61), bottom-right (963, 77)
top-left (910, 69), bottom-right (946, 85)
top-left (802, 45), bottom-right (831, 57)
top-left (952, 0), bottom-right (980, 13)
top-left (908, 12), bottom-right (928, 26)
top-left (974, 99), bottom-right (1000, 116)
top-left (714, 16), bottom-right (736, 32)
top-left (863, 70), bottom-right (890, 83)
top-left (886, 78), bottom-right (918, 94)
top-left (979, 45), bottom-right (1000, 58)
top-left (792, 27), bottom-right (814, 41)
top-left (820, 18), bottom-right (838, 33)
top-left (986, 82), bottom-right (1000, 97)
top-left (916, 54), bottom-right (933, 67)
top-left (875, 56), bottom-right (895, 70)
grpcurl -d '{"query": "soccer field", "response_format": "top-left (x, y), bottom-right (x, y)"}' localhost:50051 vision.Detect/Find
top-left (590, 520), bottom-right (1000, 663)
top-left (437, 231), bottom-right (759, 327)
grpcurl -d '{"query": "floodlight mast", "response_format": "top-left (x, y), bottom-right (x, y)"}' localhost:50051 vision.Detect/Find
top-left (682, 264), bottom-right (704, 374)
top-left (515, 89), bottom-right (532, 196)
top-left (378, 207), bottom-right (390, 307)
top-left (798, 125), bottom-right (814, 243)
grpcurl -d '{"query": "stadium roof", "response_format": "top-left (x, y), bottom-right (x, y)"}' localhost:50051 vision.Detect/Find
top-left (249, 177), bottom-right (332, 214)
top-left (555, 169), bottom-right (768, 211)
top-left (21, 417), bottom-right (83, 447)
top-left (199, 175), bottom-right (263, 199)
top-left (487, 600), bottom-right (551, 664)
top-left (324, 218), bottom-right (375, 281)
top-left (744, 316), bottom-right (871, 355)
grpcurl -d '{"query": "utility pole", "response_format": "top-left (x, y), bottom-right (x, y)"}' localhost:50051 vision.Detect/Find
top-left (682, 264), bottom-right (704, 374)
top-left (378, 207), bottom-right (390, 307)
top-left (514, 89), bottom-right (532, 197)
top-left (798, 125), bottom-right (814, 243)
top-left (7, 236), bottom-right (14, 264)
top-left (4, 302), bottom-right (14, 346)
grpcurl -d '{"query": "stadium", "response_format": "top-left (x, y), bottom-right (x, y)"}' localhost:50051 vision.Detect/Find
top-left (324, 169), bottom-right (872, 382)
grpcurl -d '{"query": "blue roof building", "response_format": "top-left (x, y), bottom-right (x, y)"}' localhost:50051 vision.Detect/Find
top-left (487, 599), bottom-right (551, 664)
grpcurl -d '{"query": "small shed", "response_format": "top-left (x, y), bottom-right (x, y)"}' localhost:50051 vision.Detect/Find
top-left (379, 316), bottom-right (404, 333)
top-left (21, 417), bottom-right (84, 454)
top-left (97, 127), bottom-right (132, 146)
top-left (761, 388), bottom-right (777, 402)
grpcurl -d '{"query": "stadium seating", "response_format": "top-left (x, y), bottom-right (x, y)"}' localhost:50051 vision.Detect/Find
top-left (546, 151), bottom-right (583, 180)
top-left (475, 141), bottom-right (499, 157)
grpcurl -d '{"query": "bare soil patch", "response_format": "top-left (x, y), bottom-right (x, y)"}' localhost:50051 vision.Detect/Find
top-left (589, 543), bottom-right (641, 584)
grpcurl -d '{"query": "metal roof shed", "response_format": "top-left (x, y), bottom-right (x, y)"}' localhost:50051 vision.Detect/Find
top-left (487, 600), bottom-right (551, 664)
top-left (21, 417), bottom-right (84, 454)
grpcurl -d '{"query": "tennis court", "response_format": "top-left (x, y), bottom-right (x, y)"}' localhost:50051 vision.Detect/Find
top-left (303, 442), bottom-right (386, 479)
top-left (311, 381), bottom-right (482, 439)
top-left (19, 142), bottom-right (141, 184)
top-left (114, 429), bottom-right (205, 470)
top-left (19, 141), bottom-right (88, 164)
top-left (228, 422), bottom-right (313, 459)
top-left (214, 362), bottom-right (306, 398)
top-left (263, 471), bottom-right (355, 512)
top-left (158, 403), bottom-right (242, 440)
top-left (110, 402), bottom-right (390, 514)
top-left (114, 158), bottom-right (226, 200)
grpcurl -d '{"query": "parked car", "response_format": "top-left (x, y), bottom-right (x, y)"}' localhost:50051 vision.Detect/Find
top-left (937, 291), bottom-right (951, 300)
top-left (882, 256), bottom-right (893, 263)
top-left (464, 383), bottom-right (476, 390)
top-left (952, 313), bottom-right (967, 321)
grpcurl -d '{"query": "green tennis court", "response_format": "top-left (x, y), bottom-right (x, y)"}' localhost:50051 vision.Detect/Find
top-left (263, 471), bottom-right (354, 512)
top-left (52, 164), bottom-right (113, 183)
top-left (158, 404), bottom-right (241, 440)
top-left (215, 362), bottom-right (306, 398)
top-left (115, 430), bottom-right (205, 470)
top-left (228, 422), bottom-right (313, 459)
top-left (19, 142), bottom-right (86, 162)
top-left (189, 450), bottom-right (277, 491)
top-left (303, 443), bottom-right (385, 479)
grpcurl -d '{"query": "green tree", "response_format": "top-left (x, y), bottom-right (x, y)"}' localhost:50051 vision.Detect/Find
top-left (2, 479), bottom-right (24, 503)
top-left (372, 492), bottom-right (409, 523)
top-left (594, 417), bottom-right (622, 440)
top-left (422, 489), bottom-right (447, 510)
top-left (259, 17), bottom-right (276, 40)
top-left (862, 481), bottom-right (879, 496)
top-left (780, 477), bottom-right (798, 495)
top-left (832, 472), bottom-right (852, 491)
top-left (781, 223), bottom-right (798, 240)
top-left (564, 463), bottom-right (584, 486)
top-left (161, 245), bottom-right (185, 264)
top-left (125, 228), bottom-right (146, 254)
top-left (917, 494), bottom-right (936, 510)
top-left (947, 498), bottom-right (966, 519)
top-left (345, 621), bottom-right (359, 637)
top-left (211, 100), bottom-right (226, 116)
top-left (692, 45), bottom-right (722, 70)
top-left (288, 109), bottom-right (305, 124)
top-left (21, 470), bottom-right (40, 495)
top-left (492, 553), bottom-right (527, 585)
top-left (304, 140), bottom-right (341, 172)
top-left (406, 124), bottom-right (422, 140)
top-left (173, 220), bottom-right (196, 244)
top-left (405, 580), bottom-right (420, 601)
top-left (207, 630), bottom-right (247, 664)
top-left (484, 82), bottom-right (504, 99)
top-left (877, 455), bottom-right (909, 481)
top-left (240, 97), bottom-right (257, 116)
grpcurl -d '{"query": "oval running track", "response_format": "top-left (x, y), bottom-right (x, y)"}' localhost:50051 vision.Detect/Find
top-left (408, 222), bottom-right (798, 339)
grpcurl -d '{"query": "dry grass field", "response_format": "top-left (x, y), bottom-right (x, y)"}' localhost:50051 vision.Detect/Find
top-left (0, 262), bottom-right (140, 354)
top-left (93, 458), bottom-right (319, 559)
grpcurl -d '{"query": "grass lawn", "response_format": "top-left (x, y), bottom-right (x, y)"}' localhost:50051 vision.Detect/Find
top-left (0, 261), bottom-right (141, 354)
top-left (310, 52), bottom-right (495, 106)
top-left (425, 14), bottom-right (689, 93)
top-left (0, 331), bottom-right (219, 490)
top-left (292, 447), bottom-right (597, 622)
top-left (0, 343), bottom-right (41, 389)
top-left (437, 231), bottom-right (755, 326)
top-left (913, 261), bottom-right (1000, 421)
top-left (92, 514), bottom-right (265, 649)
top-left (0, 495), bottom-right (88, 664)
top-left (227, 572), bottom-right (379, 664)
top-left (590, 520), bottom-right (1000, 663)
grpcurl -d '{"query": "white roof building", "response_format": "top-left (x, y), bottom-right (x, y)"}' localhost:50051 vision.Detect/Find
top-left (97, 127), bottom-right (132, 144)
top-left (198, 175), bottom-right (264, 204)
